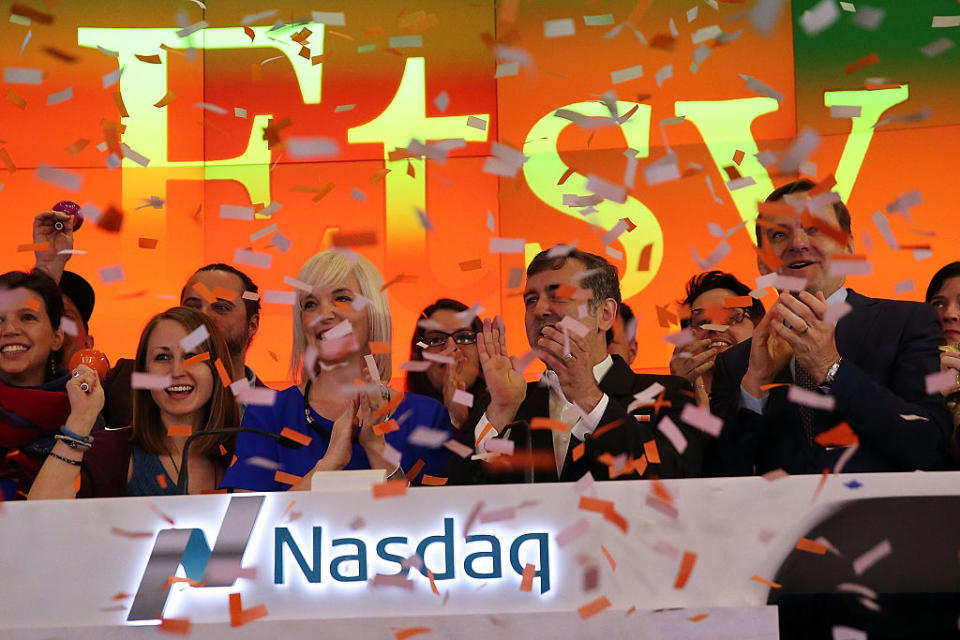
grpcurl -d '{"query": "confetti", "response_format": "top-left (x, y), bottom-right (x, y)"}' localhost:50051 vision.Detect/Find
top-left (751, 575), bottom-right (782, 588)
top-left (577, 595), bottom-right (611, 619)
top-left (229, 592), bottom-right (268, 627)
top-left (373, 479), bottom-right (408, 499)
top-left (673, 551), bottom-right (697, 589)
top-left (544, 18), bottom-right (575, 38)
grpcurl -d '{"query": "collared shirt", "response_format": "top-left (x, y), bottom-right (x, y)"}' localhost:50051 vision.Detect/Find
top-left (474, 355), bottom-right (613, 474)
top-left (740, 287), bottom-right (848, 415)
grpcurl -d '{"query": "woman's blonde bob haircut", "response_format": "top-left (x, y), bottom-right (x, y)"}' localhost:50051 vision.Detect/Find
top-left (290, 250), bottom-right (392, 383)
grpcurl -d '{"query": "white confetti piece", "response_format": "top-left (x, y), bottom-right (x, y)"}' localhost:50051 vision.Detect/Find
top-left (644, 153), bottom-right (680, 185)
top-left (36, 164), bottom-right (82, 192)
top-left (771, 274), bottom-right (808, 291)
top-left (544, 18), bottom-right (575, 38)
top-left (839, 2), bottom-right (855, 11)
top-left (852, 539), bottom-right (891, 576)
top-left (364, 354), bottom-right (381, 383)
top-left (271, 232), bottom-right (292, 253)
top-left (824, 300), bottom-right (852, 325)
top-left (829, 259), bottom-right (871, 276)
top-left (832, 626), bottom-right (867, 640)
top-left (894, 279), bottom-right (914, 294)
top-left (687, 6), bottom-right (698, 22)
top-left (234, 249), bottom-right (272, 269)
top-left (584, 14), bottom-right (614, 26)
top-left (489, 237), bottom-right (525, 254)
top-left (586, 175), bottom-right (627, 204)
top-left (179, 324), bottom-right (209, 352)
top-left (286, 137), bottom-right (339, 159)
top-left (657, 416), bottom-right (688, 454)
top-left (240, 10), bottom-right (277, 24)
top-left (389, 35), bottom-right (422, 48)
top-left (920, 38), bottom-right (954, 58)
top-left (691, 240), bottom-right (731, 270)
top-left (60, 317), bottom-right (78, 336)
top-left (311, 11), bottom-right (345, 26)
top-left (655, 64), bottom-right (673, 87)
top-left (236, 386), bottom-right (277, 406)
top-left (400, 360), bottom-right (432, 372)
top-left (740, 74), bottom-right (784, 103)
top-left (408, 427), bottom-right (452, 448)
top-left (778, 128), bottom-right (820, 173)
top-left (102, 67), bottom-right (122, 89)
top-left (433, 90), bottom-right (449, 112)
top-left (800, 0), bottom-right (840, 36)
top-left (250, 223), bottom-right (277, 242)
top-left (726, 176), bottom-right (756, 191)
top-left (4, 67), bottom-right (42, 84)
top-left (664, 328), bottom-right (695, 347)
top-left (19, 30), bottom-right (31, 56)
top-left (691, 24), bottom-right (722, 43)
top-left (556, 518), bottom-right (590, 547)
top-left (241, 291), bottom-right (260, 302)
top-left (131, 372), bottom-right (173, 389)
top-left (234, 107), bottom-right (247, 118)
top-left (830, 105), bottom-right (861, 118)
top-left (852, 6), bottom-right (884, 29)
top-left (932, 16), bottom-right (960, 28)
top-left (485, 438), bottom-right (515, 455)
top-left (452, 389), bottom-right (474, 407)
top-left (925, 370), bottom-right (958, 394)
top-left (466, 115), bottom-right (487, 131)
top-left (558, 315), bottom-right (590, 338)
top-left (680, 404), bottom-right (722, 436)
top-left (610, 64), bottom-right (643, 84)
top-left (46, 86), bottom-right (73, 105)
top-left (120, 143), bottom-right (150, 167)
top-left (263, 290), bottom-right (296, 305)
top-left (788, 386), bottom-right (835, 411)
top-left (220, 204), bottom-right (254, 220)
top-left (245, 456), bottom-right (281, 470)
top-left (194, 102), bottom-right (226, 114)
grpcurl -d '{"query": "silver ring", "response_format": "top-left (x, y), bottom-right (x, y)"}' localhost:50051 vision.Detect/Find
top-left (55, 221), bottom-right (64, 231)
top-left (80, 382), bottom-right (89, 392)
top-left (562, 353), bottom-right (574, 362)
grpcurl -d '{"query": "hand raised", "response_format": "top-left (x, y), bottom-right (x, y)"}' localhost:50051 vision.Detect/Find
top-left (743, 308), bottom-right (793, 396)
top-left (33, 211), bottom-right (73, 279)
top-left (442, 350), bottom-right (470, 427)
top-left (476, 316), bottom-right (526, 428)
top-left (669, 338), bottom-right (718, 386)
top-left (66, 365), bottom-right (104, 431)
top-left (770, 291), bottom-right (840, 384)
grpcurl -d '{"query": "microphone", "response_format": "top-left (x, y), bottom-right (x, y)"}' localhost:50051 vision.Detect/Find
top-left (176, 427), bottom-right (306, 495)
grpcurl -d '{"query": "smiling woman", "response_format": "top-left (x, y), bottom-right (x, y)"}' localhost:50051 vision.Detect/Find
top-left (28, 307), bottom-right (239, 499)
top-left (0, 270), bottom-right (70, 499)
top-left (221, 250), bottom-right (456, 492)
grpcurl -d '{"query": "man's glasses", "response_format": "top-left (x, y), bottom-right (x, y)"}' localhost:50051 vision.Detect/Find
top-left (421, 330), bottom-right (478, 351)
top-left (689, 307), bottom-right (751, 332)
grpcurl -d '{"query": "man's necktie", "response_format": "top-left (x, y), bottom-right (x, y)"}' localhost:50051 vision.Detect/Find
top-left (794, 365), bottom-right (818, 445)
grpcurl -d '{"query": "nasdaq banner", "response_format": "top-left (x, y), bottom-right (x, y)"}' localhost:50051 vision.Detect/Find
top-left (0, 0), bottom-right (957, 382)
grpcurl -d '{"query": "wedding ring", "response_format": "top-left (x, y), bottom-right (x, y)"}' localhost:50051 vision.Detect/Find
top-left (562, 353), bottom-right (575, 362)
top-left (80, 382), bottom-right (89, 392)
top-left (55, 221), bottom-right (64, 231)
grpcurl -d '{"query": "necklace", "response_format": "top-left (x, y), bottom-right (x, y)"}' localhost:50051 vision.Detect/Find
top-left (167, 453), bottom-right (181, 484)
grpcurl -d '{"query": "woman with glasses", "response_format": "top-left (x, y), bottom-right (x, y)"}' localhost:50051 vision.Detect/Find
top-left (924, 262), bottom-right (960, 460)
top-left (406, 299), bottom-right (486, 428)
top-left (221, 250), bottom-right (456, 492)
top-left (670, 271), bottom-right (765, 406)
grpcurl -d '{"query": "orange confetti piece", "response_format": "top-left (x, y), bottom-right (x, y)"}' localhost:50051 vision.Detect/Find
top-left (557, 166), bottom-right (576, 185)
top-left (327, 29), bottom-right (354, 41)
top-left (374, 419), bottom-right (400, 436)
top-left (183, 352), bottom-right (210, 367)
top-left (427, 568), bottom-right (439, 596)
top-left (214, 359), bottom-right (232, 386)
top-left (229, 592), bottom-right (268, 627)
top-left (572, 442), bottom-right (585, 461)
top-left (279, 428), bottom-right (312, 446)
top-left (626, 606), bottom-right (636, 616)
top-left (593, 418), bottom-right (623, 439)
top-left (688, 613), bottom-right (709, 622)
top-left (643, 440), bottom-right (660, 464)
top-left (167, 424), bottom-right (193, 438)
top-left (673, 551), bottom-right (697, 589)
top-left (332, 231), bottom-right (378, 247)
top-left (112, 91), bottom-right (129, 117)
top-left (404, 458), bottom-right (426, 482)
top-left (159, 617), bottom-right (191, 634)
top-left (368, 341), bottom-right (391, 354)
top-left (579, 496), bottom-right (613, 514)
top-left (751, 575), bottom-right (782, 588)
top-left (723, 295), bottom-right (754, 308)
top-left (274, 470), bottom-right (303, 487)
top-left (111, 592), bottom-right (130, 601)
top-left (0, 148), bottom-right (16, 173)
top-left (137, 237), bottom-right (159, 249)
top-left (530, 417), bottom-right (570, 432)
top-left (421, 474), bottom-right (447, 486)
top-left (369, 167), bottom-right (391, 184)
top-left (211, 285), bottom-right (238, 301)
top-left (393, 628), bottom-right (431, 640)
top-left (110, 527), bottom-right (152, 538)
top-left (520, 563), bottom-right (536, 592)
top-left (17, 242), bottom-right (49, 252)
top-left (219, 444), bottom-right (228, 456)
top-left (815, 422), bottom-right (859, 447)
top-left (244, 25), bottom-right (255, 42)
top-left (373, 479), bottom-right (408, 499)
top-left (637, 243), bottom-right (653, 272)
top-left (796, 537), bottom-right (828, 555)
top-left (65, 138), bottom-right (89, 154)
top-left (578, 595), bottom-right (611, 620)
top-left (311, 183), bottom-right (336, 202)
top-left (153, 90), bottom-right (176, 108)
top-left (156, 474), bottom-right (168, 489)
top-left (74, 474), bottom-right (81, 494)
top-left (733, 149), bottom-right (745, 165)
top-left (459, 259), bottom-right (483, 271)
top-left (844, 52), bottom-right (879, 74)
top-left (601, 545), bottom-right (616, 571)
top-left (760, 383), bottom-right (790, 391)
top-left (135, 53), bottom-right (162, 64)
top-left (5, 89), bottom-right (26, 111)
top-left (164, 576), bottom-right (204, 589)
top-left (631, 455), bottom-right (648, 476)
top-left (11, 3), bottom-right (54, 24)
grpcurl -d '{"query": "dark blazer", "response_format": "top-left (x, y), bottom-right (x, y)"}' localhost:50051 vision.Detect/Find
top-left (446, 355), bottom-right (703, 484)
top-left (102, 358), bottom-right (266, 430)
top-left (708, 289), bottom-right (952, 476)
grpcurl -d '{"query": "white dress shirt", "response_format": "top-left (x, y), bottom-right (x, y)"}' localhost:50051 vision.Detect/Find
top-left (475, 355), bottom-right (614, 476)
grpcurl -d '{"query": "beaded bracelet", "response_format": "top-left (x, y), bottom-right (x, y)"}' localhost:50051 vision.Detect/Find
top-left (48, 451), bottom-right (82, 466)
top-left (60, 425), bottom-right (93, 444)
top-left (54, 434), bottom-right (91, 452)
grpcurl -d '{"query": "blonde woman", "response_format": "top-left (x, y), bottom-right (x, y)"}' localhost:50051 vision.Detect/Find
top-left (221, 251), bottom-right (456, 491)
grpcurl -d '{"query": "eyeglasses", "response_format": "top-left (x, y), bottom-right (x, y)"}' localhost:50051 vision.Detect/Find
top-left (689, 307), bottom-right (751, 332)
top-left (421, 330), bottom-right (478, 351)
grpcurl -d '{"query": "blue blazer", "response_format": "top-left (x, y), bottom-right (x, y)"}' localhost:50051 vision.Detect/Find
top-left (708, 290), bottom-right (952, 475)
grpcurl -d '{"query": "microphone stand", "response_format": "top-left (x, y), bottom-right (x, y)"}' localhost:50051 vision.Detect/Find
top-left (176, 427), bottom-right (305, 495)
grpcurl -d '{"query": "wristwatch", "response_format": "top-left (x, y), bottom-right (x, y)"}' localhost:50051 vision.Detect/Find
top-left (822, 357), bottom-right (843, 388)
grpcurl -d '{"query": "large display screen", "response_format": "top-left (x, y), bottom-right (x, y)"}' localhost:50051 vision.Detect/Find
top-left (1, 0), bottom-right (957, 383)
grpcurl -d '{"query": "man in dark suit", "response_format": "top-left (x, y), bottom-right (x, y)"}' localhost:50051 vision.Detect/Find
top-left (709, 179), bottom-right (951, 476)
top-left (448, 247), bottom-right (700, 484)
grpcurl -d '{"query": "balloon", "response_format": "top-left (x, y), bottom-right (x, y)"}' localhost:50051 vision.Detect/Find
top-left (68, 349), bottom-right (110, 380)
top-left (52, 200), bottom-right (83, 231)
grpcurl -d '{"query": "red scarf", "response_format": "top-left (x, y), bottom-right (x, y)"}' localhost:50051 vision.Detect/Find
top-left (0, 373), bottom-right (72, 499)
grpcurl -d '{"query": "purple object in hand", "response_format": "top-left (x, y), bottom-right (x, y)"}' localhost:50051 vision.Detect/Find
top-left (52, 200), bottom-right (83, 231)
